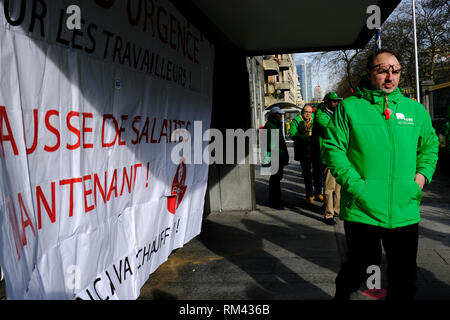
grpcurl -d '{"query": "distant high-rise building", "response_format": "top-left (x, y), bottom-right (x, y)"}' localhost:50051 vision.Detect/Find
top-left (297, 59), bottom-right (313, 102)
top-left (314, 84), bottom-right (322, 101)
top-left (306, 63), bottom-right (312, 102)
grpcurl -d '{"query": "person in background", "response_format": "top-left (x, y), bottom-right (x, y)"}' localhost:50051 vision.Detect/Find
top-left (314, 92), bottom-right (343, 225)
top-left (438, 105), bottom-right (450, 178)
top-left (263, 107), bottom-right (289, 209)
top-left (290, 104), bottom-right (324, 204)
top-left (322, 49), bottom-right (439, 300)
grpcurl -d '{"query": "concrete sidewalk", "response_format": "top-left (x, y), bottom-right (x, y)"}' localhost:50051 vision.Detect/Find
top-left (139, 148), bottom-right (450, 300)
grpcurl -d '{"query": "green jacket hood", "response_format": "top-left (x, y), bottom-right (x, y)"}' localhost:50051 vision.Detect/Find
top-left (289, 111), bottom-right (314, 138)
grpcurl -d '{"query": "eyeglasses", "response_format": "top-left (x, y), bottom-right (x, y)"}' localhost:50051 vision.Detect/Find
top-left (369, 64), bottom-right (402, 75)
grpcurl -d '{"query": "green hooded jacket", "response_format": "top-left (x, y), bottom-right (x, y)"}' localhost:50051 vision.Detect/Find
top-left (290, 112), bottom-right (315, 138)
top-left (290, 111), bottom-right (318, 161)
top-left (322, 79), bottom-right (439, 228)
top-left (314, 103), bottom-right (334, 152)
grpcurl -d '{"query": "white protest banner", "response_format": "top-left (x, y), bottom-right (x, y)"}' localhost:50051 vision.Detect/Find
top-left (0, 0), bottom-right (214, 299)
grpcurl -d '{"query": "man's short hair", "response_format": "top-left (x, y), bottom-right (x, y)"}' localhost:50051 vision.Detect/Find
top-left (366, 49), bottom-right (402, 69)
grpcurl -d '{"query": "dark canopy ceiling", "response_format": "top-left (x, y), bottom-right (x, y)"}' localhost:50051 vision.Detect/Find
top-left (171, 0), bottom-right (401, 55)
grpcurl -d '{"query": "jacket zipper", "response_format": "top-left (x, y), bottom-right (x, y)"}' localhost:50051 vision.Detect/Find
top-left (385, 95), bottom-right (394, 227)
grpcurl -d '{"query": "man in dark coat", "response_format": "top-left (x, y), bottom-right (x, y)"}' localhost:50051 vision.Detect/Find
top-left (263, 107), bottom-right (289, 209)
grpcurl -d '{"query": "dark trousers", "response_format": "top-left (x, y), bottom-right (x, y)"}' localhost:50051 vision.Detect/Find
top-left (336, 221), bottom-right (419, 300)
top-left (269, 165), bottom-right (284, 206)
top-left (300, 157), bottom-right (323, 197)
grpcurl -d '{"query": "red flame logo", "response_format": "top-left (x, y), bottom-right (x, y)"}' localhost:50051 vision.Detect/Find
top-left (167, 160), bottom-right (187, 214)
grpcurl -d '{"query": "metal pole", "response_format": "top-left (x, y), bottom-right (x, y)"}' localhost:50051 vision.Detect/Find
top-left (412, 0), bottom-right (421, 103)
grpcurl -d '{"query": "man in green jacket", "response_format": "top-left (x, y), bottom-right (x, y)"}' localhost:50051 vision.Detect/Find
top-left (322, 49), bottom-right (439, 300)
top-left (290, 105), bottom-right (324, 204)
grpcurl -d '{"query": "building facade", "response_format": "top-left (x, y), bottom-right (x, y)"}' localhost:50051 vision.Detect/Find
top-left (248, 54), bottom-right (302, 128)
top-left (247, 56), bottom-right (266, 129)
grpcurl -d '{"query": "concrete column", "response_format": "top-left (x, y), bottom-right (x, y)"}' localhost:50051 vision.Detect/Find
top-left (204, 48), bottom-right (256, 214)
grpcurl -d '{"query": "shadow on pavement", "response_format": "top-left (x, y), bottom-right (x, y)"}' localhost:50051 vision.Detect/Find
top-left (241, 218), bottom-right (341, 274)
top-left (150, 289), bottom-right (178, 300)
top-left (416, 267), bottom-right (450, 300)
top-left (198, 220), bottom-right (332, 299)
top-left (419, 224), bottom-right (450, 248)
